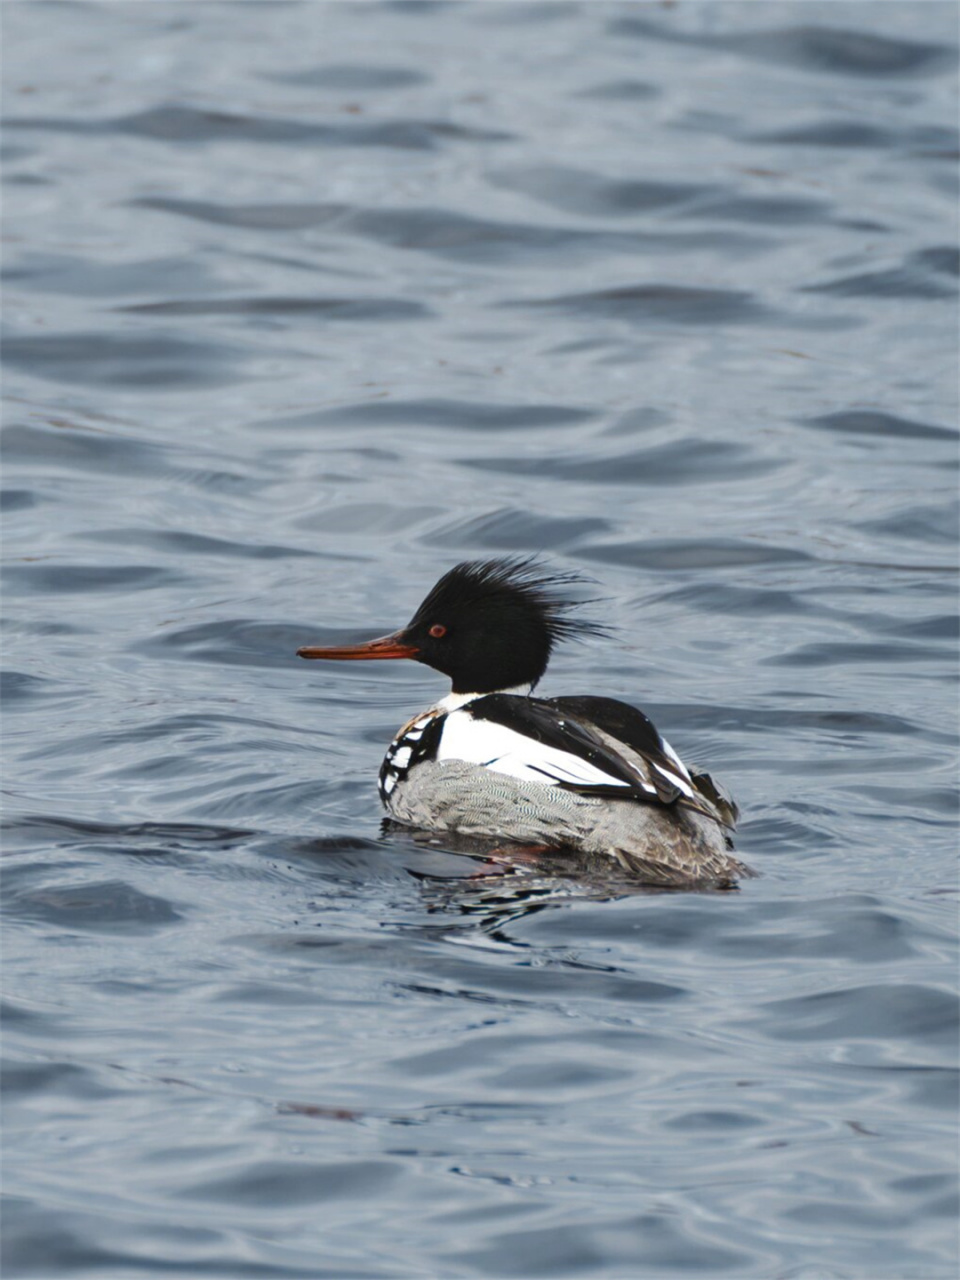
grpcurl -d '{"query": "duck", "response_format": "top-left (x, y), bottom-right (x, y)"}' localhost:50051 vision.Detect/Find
top-left (297, 557), bottom-right (751, 888)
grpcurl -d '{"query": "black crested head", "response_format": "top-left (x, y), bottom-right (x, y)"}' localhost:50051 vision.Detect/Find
top-left (402, 557), bottom-right (607, 694)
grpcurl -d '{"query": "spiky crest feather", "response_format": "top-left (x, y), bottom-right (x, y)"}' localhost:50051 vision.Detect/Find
top-left (409, 556), bottom-right (608, 656)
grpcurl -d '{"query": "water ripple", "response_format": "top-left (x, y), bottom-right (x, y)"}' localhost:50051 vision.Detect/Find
top-left (5, 103), bottom-right (513, 148)
top-left (610, 18), bottom-right (957, 78)
top-left (2, 331), bottom-right (243, 390)
top-left (4, 4), bottom-right (957, 1278)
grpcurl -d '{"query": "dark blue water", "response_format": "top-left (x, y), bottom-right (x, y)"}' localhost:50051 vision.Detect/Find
top-left (3, 3), bottom-right (958, 1277)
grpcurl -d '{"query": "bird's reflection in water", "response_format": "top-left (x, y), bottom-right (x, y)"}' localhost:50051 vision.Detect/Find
top-left (385, 822), bottom-right (672, 935)
top-left (410, 867), bottom-right (577, 935)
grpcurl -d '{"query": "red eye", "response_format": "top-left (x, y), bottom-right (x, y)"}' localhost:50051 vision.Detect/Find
top-left (429, 623), bottom-right (447, 639)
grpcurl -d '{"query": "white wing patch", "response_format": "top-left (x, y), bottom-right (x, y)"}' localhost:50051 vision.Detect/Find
top-left (437, 710), bottom-right (648, 792)
top-left (652, 736), bottom-right (697, 799)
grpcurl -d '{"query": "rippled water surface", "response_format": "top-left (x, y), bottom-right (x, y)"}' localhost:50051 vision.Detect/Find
top-left (3, 3), bottom-right (958, 1277)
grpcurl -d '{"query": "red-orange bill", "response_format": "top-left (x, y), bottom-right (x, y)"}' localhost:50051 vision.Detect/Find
top-left (297, 632), bottom-right (418, 661)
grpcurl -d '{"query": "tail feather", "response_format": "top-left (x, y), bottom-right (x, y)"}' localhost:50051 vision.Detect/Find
top-left (687, 767), bottom-right (739, 830)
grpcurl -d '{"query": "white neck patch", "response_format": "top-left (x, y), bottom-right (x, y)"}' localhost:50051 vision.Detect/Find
top-left (437, 684), bottom-right (532, 713)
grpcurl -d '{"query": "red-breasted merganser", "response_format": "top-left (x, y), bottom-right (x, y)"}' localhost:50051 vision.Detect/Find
top-left (298, 558), bottom-right (751, 888)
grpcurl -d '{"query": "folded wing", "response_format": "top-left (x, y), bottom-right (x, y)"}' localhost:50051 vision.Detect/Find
top-left (440, 693), bottom-right (709, 811)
